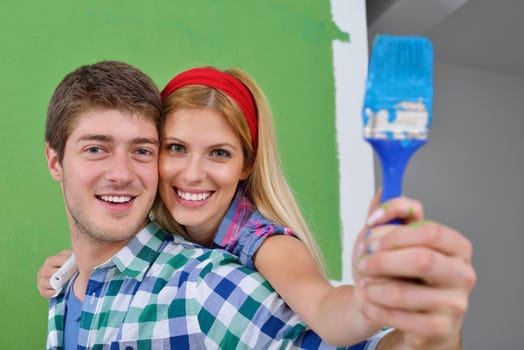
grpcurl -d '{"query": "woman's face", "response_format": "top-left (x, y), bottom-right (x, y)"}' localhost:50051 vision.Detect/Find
top-left (159, 108), bottom-right (250, 245)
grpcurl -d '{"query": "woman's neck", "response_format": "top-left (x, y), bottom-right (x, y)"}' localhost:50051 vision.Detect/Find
top-left (186, 227), bottom-right (215, 247)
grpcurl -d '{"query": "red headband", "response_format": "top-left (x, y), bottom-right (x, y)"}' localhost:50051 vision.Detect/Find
top-left (161, 67), bottom-right (258, 152)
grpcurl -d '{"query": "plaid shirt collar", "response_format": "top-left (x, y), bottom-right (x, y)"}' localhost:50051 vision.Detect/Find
top-left (109, 221), bottom-right (171, 281)
top-left (54, 221), bottom-right (173, 296)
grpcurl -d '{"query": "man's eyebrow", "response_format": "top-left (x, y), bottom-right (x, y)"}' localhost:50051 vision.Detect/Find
top-left (76, 135), bottom-right (159, 146)
top-left (133, 137), bottom-right (160, 146)
top-left (77, 134), bottom-right (112, 143)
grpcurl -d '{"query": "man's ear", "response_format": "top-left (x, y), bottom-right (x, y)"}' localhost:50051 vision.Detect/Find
top-left (45, 143), bottom-right (63, 182)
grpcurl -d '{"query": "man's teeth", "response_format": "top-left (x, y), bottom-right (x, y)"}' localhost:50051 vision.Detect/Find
top-left (100, 195), bottom-right (132, 203)
top-left (177, 190), bottom-right (211, 201)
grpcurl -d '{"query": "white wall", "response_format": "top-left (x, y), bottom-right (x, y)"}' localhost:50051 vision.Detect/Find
top-left (331, 0), bottom-right (375, 284)
top-left (404, 61), bottom-right (524, 349)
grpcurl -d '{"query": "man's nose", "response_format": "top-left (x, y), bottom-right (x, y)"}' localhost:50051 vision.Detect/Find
top-left (106, 153), bottom-right (134, 184)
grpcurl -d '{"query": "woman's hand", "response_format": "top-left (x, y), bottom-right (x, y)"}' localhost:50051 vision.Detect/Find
top-left (353, 195), bottom-right (476, 349)
top-left (37, 249), bottom-right (72, 298)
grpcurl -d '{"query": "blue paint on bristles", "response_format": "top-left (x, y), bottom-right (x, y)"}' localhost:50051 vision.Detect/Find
top-left (362, 35), bottom-right (434, 217)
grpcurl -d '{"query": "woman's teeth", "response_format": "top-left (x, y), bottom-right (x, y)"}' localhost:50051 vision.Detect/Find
top-left (177, 190), bottom-right (211, 201)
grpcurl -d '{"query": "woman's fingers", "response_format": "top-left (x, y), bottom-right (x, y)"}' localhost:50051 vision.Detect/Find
top-left (358, 278), bottom-right (470, 343)
top-left (37, 249), bottom-right (72, 297)
top-left (45, 249), bottom-right (73, 268)
top-left (359, 277), bottom-right (471, 314)
top-left (357, 222), bottom-right (477, 290)
top-left (365, 221), bottom-right (474, 264)
top-left (366, 189), bottom-right (383, 217)
top-left (359, 298), bottom-right (464, 341)
top-left (359, 250), bottom-right (475, 290)
top-left (355, 221), bottom-right (476, 345)
top-left (366, 197), bottom-right (424, 227)
top-left (353, 196), bottom-right (424, 269)
top-left (358, 228), bottom-right (476, 285)
top-left (354, 195), bottom-right (477, 349)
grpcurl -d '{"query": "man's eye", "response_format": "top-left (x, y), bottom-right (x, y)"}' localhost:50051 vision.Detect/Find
top-left (136, 148), bottom-right (153, 156)
top-left (86, 146), bottom-right (103, 153)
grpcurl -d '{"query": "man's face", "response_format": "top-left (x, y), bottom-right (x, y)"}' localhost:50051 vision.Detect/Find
top-left (46, 109), bottom-right (159, 245)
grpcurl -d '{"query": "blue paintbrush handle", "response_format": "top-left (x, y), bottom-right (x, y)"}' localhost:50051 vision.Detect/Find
top-left (367, 138), bottom-right (427, 224)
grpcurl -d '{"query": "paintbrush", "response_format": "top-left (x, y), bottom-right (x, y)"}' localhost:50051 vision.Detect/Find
top-left (362, 35), bottom-right (434, 223)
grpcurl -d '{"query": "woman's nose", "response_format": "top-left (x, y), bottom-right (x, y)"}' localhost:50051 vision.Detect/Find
top-left (181, 155), bottom-right (206, 183)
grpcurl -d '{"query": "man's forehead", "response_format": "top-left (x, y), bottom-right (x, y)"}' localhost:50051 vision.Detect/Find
top-left (70, 109), bottom-right (160, 143)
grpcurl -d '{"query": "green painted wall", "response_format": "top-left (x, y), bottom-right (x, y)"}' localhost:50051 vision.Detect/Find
top-left (0, 1), bottom-right (349, 347)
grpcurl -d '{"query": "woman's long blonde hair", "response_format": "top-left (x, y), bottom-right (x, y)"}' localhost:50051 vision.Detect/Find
top-left (153, 67), bottom-right (326, 274)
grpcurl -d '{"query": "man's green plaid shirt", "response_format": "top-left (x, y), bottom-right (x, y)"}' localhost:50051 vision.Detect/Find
top-left (46, 221), bottom-right (384, 349)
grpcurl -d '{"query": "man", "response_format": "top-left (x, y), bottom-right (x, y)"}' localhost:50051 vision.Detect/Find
top-left (44, 61), bottom-right (473, 350)
top-left (44, 61), bottom-right (388, 349)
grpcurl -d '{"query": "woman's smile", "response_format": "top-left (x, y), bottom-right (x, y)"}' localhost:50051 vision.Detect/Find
top-left (159, 108), bottom-right (250, 240)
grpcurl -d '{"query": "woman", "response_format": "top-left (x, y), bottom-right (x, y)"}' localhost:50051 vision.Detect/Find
top-left (39, 66), bottom-right (476, 348)
top-left (154, 66), bottom-right (379, 345)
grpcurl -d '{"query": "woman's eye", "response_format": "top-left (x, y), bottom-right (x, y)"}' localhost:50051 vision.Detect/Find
top-left (211, 149), bottom-right (231, 158)
top-left (168, 143), bottom-right (185, 153)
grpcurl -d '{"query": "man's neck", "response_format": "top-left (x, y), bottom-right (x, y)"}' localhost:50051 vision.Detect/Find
top-left (67, 219), bottom-right (150, 300)
top-left (69, 234), bottom-right (132, 301)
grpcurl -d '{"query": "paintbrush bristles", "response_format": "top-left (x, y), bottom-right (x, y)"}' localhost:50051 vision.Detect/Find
top-left (367, 35), bottom-right (433, 98)
top-left (363, 35), bottom-right (434, 140)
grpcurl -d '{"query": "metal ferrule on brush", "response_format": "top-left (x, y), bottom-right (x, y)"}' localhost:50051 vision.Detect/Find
top-left (363, 100), bottom-right (429, 141)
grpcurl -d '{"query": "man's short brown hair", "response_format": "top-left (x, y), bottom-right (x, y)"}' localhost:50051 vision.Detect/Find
top-left (46, 61), bottom-right (161, 161)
